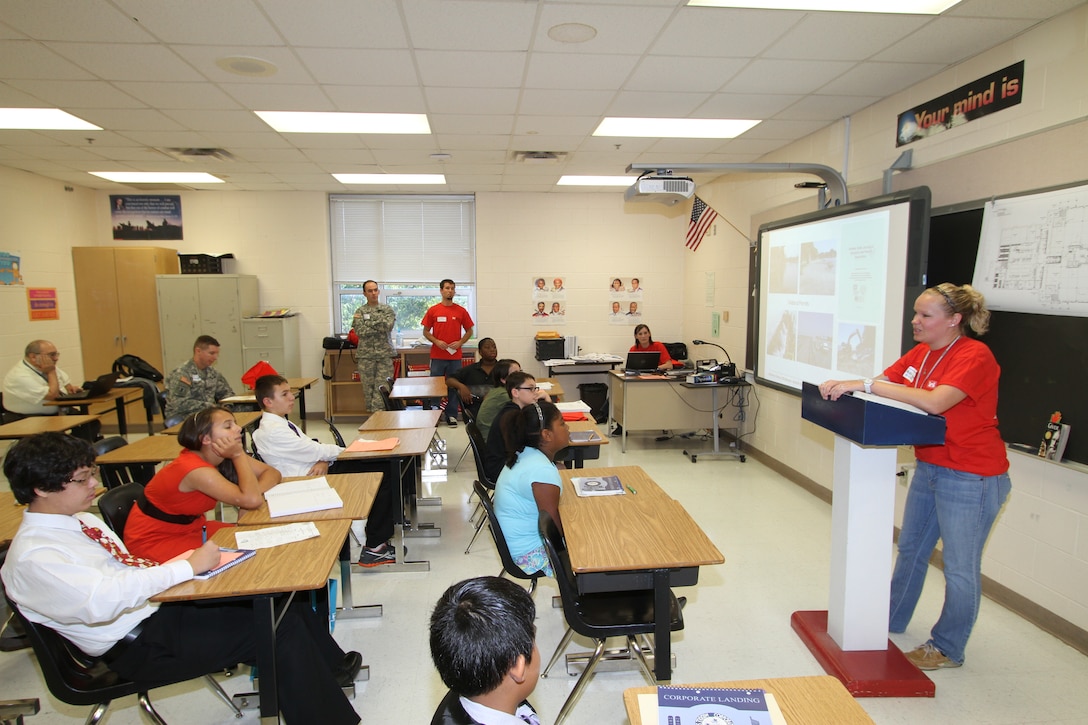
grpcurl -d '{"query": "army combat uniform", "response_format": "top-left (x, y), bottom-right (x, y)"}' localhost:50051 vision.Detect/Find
top-left (351, 303), bottom-right (396, 413)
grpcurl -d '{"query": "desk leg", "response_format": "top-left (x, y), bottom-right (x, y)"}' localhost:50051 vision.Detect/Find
top-left (387, 456), bottom-right (431, 572)
top-left (402, 455), bottom-right (440, 539)
top-left (114, 396), bottom-right (128, 437)
top-left (297, 389), bottom-right (308, 433)
top-left (652, 569), bottom-right (672, 682)
top-left (336, 535), bottom-right (382, 620)
top-left (254, 595), bottom-right (279, 721)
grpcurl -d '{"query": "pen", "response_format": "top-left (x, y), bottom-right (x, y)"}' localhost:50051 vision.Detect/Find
top-left (202, 524), bottom-right (207, 544)
top-left (627, 485), bottom-right (637, 495)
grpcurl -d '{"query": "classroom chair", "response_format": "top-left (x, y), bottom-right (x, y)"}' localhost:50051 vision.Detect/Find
top-left (473, 480), bottom-right (546, 595)
top-left (92, 437), bottom-right (155, 489)
top-left (463, 421), bottom-right (494, 554)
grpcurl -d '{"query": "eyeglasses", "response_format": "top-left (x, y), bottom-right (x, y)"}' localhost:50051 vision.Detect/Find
top-left (37, 352), bottom-right (60, 359)
top-left (515, 386), bottom-right (540, 392)
top-left (67, 465), bottom-right (100, 486)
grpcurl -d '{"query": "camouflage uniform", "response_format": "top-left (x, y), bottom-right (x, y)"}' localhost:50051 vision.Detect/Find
top-left (351, 303), bottom-right (396, 413)
top-left (163, 359), bottom-right (235, 420)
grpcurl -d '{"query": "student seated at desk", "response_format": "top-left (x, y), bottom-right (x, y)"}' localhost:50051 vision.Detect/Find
top-left (429, 576), bottom-right (542, 725)
top-left (124, 406), bottom-right (281, 563)
top-left (629, 324), bottom-right (679, 369)
top-left (483, 371), bottom-right (551, 484)
top-left (1, 433), bottom-right (361, 725)
top-left (474, 359), bottom-right (520, 440)
top-left (493, 401), bottom-right (569, 577)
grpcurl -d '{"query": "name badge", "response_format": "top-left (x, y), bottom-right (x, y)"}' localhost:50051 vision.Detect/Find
top-left (363, 313), bottom-right (371, 320)
top-left (437, 316), bottom-right (448, 322)
top-left (903, 366), bottom-right (917, 382)
top-left (192, 374), bottom-right (203, 382)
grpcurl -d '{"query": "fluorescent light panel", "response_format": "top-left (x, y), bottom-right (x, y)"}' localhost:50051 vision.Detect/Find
top-left (557, 176), bottom-right (636, 186)
top-left (594, 117), bottom-right (760, 138)
top-left (257, 111), bottom-right (431, 134)
top-left (687, 0), bottom-right (961, 13)
top-left (333, 174), bottom-right (446, 185)
top-left (90, 172), bottom-right (224, 183)
top-left (0, 108), bottom-right (100, 130)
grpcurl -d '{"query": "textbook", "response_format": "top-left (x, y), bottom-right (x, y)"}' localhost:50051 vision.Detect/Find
top-left (569, 430), bottom-right (601, 443)
top-left (572, 475), bottom-right (625, 497)
top-left (265, 477), bottom-right (344, 518)
top-left (1038, 411), bottom-right (1070, 462)
top-left (636, 687), bottom-right (785, 725)
top-left (168, 547), bottom-right (257, 580)
top-left (655, 686), bottom-right (777, 725)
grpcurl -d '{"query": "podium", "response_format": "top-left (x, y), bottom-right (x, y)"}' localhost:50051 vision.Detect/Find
top-left (793, 382), bottom-right (944, 697)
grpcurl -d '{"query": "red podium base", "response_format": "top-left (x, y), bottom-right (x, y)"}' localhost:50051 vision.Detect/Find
top-left (791, 610), bottom-right (935, 698)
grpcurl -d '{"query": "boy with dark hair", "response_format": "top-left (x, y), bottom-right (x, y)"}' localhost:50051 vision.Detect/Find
top-left (1, 432), bottom-right (361, 724)
top-left (482, 371), bottom-right (550, 483)
top-left (429, 576), bottom-right (541, 725)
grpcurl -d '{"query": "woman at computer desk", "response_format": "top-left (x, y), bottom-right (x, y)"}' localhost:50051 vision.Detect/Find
top-left (124, 406), bottom-right (281, 562)
top-left (493, 401), bottom-right (569, 576)
top-left (818, 282), bottom-right (1011, 672)
top-left (630, 324), bottom-right (679, 369)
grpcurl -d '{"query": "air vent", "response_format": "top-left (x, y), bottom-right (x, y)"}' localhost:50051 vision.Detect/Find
top-left (514, 151), bottom-right (567, 165)
top-left (157, 148), bottom-right (236, 163)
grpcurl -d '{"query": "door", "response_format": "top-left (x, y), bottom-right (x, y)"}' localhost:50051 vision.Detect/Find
top-left (72, 247), bottom-right (123, 377)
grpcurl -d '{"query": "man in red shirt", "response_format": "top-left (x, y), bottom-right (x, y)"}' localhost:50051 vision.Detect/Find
top-left (421, 279), bottom-right (475, 426)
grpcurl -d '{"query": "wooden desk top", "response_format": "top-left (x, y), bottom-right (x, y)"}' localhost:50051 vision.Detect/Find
top-left (565, 420), bottom-right (609, 448)
top-left (390, 376), bottom-right (446, 399)
top-left (162, 410), bottom-right (261, 434)
top-left (359, 410), bottom-right (441, 431)
top-left (42, 387), bottom-right (142, 407)
top-left (288, 377), bottom-right (319, 390)
top-left (338, 427), bottom-right (434, 460)
top-left (96, 435), bottom-right (181, 465)
top-left (152, 518), bottom-right (350, 602)
top-left (624, 676), bottom-right (876, 725)
top-left (559, 466), bottom-right (723, 574)
top-left (220, 377), bottom-right (319, 404)
top-left (0, 491), bottom-right (26, 547)
top-left (0, 414), bottom-right (102, 439)
top-left (237, 473), bottom-right (382, 525)
top-left (537, 377), bottom-right (565, 401)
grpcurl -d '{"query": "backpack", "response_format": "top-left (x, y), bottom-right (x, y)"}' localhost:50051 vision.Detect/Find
top-left (112, 354), bottom-right (164, 383)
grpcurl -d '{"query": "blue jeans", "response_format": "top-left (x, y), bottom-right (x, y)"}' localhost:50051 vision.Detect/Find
top-left (889, 460), bottom-right (1011, 664)
top-left (430, 357), bottom-right (463, 420)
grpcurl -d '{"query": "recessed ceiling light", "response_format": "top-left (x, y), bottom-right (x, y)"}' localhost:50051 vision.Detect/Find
top-left (90, 172), bottom-right (224, 183)
top-left (687, 0), bottom-right (961, 13)
top-left (557, 176), bottom-right (635, 186)
top-left (257, 111), bottom-right (431, 134)
top-left (216, 55), bottom-right (279, 77)
top-left (333, 174), bottom-right (446, 185)
top-left (0, 108), bottom-right (100, 130)
top-left (547, 23), bottom-right (598, 43)
top-left (594, 117), bottom-right (760, 139)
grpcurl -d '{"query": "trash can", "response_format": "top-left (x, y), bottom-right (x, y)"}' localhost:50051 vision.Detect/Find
top-left (577, 382), bottom-right (609, 424)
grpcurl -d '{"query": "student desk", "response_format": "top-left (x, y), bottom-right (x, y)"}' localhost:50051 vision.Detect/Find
top-left (358, 409), bottom-right (442, 431)
top-left (153, 519), bottom-right (350, 723)
top-left (537, 377), bottom-right (565, 401)
top-left (608, 371), bottom-right (748, 453)
top-left (162, 410), bottom-right (261, 434)
top-left (556, 419), bottom-right (608, 469)
top-left (337, 427), bottom-right (436, 572)
top-left (238, 473), bottom-right (383, 623)
top-left (623, 675), bottom-right (876, 724)
top-left (43, 387), bottom-right (145, 436)
top-left (0, 414), bottom-right (102, 439)
top-left (220, 377), bottom-right (318, 431)
top-left (389, 376), bottom-right (447, 408)
top-left (558, 465), bottom-right (723, 681)
top-left (94, 434), bottom-right (181, 465)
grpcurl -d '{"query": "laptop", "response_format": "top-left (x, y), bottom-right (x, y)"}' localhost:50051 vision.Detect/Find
top-left (624, 351), bottom-right (661, 374)
top-left (57, 372), bottom-right (119, 400)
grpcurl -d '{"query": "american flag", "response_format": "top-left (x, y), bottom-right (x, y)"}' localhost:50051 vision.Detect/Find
top-left (686, 195), bottom-right (718, 251)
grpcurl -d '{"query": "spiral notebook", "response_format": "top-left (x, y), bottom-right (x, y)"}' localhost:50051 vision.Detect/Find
top-left (168, 547), bottom-right (257, 579)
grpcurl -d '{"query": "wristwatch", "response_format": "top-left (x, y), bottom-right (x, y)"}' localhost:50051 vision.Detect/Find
top-left (863, 378), bottom-right (874, 394)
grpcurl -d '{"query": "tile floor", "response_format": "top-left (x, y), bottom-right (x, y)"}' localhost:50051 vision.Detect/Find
top-left (1, 422), bottom-right (1087, 724)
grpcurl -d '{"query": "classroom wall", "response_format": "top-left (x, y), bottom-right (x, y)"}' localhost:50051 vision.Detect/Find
top-left (684, 4), bottom-right (1088, 633)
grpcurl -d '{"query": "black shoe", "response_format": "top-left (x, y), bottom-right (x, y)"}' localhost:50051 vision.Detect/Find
top-left (445, 417), bottom-right (458, 427)
top-left (334, 651), bottom-right (363, 687)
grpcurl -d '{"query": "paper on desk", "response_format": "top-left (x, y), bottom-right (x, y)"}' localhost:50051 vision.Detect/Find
top-left (636, 691), bottom-right (786, 725)
top-left (535, 381), bottom-right (553, 391)
top-left (346, 437), bottom-right (400, 452)
top-left (555, 400), bottom-right (591, 413)
top-left (543, 359), bottom-right (575, 366)
top-left (234, 522), bottom-right (320, 549)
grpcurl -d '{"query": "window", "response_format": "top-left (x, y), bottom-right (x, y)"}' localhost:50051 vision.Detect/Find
top-left (330, 195), bottom-right (476, 339)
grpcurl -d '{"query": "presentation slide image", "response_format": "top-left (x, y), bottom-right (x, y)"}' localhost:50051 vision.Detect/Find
top-left (799, 239), bottom-right (838, 295)
top-left (769, 245), bottom-right (799, 294)
top-left (767, 308), bottom-right (797, 360)
top-left (797, 311), bottom-right (834, 369)
top-left (836, 322), bottom-right (878, 377)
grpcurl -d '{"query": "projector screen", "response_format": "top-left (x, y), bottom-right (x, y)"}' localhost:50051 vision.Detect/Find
top-left (752, 187), bottom-right (931, 394)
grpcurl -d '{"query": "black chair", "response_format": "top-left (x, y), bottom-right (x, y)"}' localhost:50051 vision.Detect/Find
top-left (92, 437), bottom-right (155, 489)
top-left (5, 597), bottom-right (241, 725)
top-left (463, 422), bottom-right (494, 554)
top-left (539, 511), bottom-right (685, 725)
top-left (327, 420), bottom-right (346, 447)
top-left (451, 406), bottom-right (475, 473)
top-left (377, 384), bottom-right (401, 412)
top-left (97, 482), bottom-right (146, 539)
top-left (156, 390), bottom-right (168, 419)
top-left (472, 480), bottom-right (545, 595)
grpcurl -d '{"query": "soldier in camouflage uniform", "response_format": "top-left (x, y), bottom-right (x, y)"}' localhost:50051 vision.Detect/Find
top-left (351, 280), bottom-right (396, 414)
top-left (163, 335), bottom-right (235, 420)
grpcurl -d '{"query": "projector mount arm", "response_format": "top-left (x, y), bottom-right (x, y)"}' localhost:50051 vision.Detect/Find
top-left (627, 162), bottom-right (848, 208)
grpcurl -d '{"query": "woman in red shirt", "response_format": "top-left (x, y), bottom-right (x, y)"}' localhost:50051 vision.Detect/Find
top-left (629, 324), bottom-right (677, 369)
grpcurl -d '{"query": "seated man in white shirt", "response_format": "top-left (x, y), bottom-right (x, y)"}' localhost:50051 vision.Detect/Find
top-left (2, 340), bottom-right (100, 440)
top-left (251, 375), bottom-right (399, 568)
top-left (0, 432), bottom-right (361, 725)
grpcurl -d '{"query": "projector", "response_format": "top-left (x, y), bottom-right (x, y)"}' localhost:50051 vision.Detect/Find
top-left (624, 175), bottom-right (696, 206)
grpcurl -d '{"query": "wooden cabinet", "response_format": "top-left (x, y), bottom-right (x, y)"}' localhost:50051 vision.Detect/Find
top-left (324, 349), bottom-right (370, 421)
top-left (242, 316), bottom-right (300, 377)
top-left (72, 246), bottom-right (178, 377)
top-left (156, 275), bottom-right (259, 390)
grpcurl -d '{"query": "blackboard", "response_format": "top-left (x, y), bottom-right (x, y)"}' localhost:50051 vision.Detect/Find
top-left (928, 205), bottom-right (1088, 465)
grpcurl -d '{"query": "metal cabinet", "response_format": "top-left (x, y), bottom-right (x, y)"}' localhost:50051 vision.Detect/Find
top-left (242, 316), bottom-right (300, 377)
